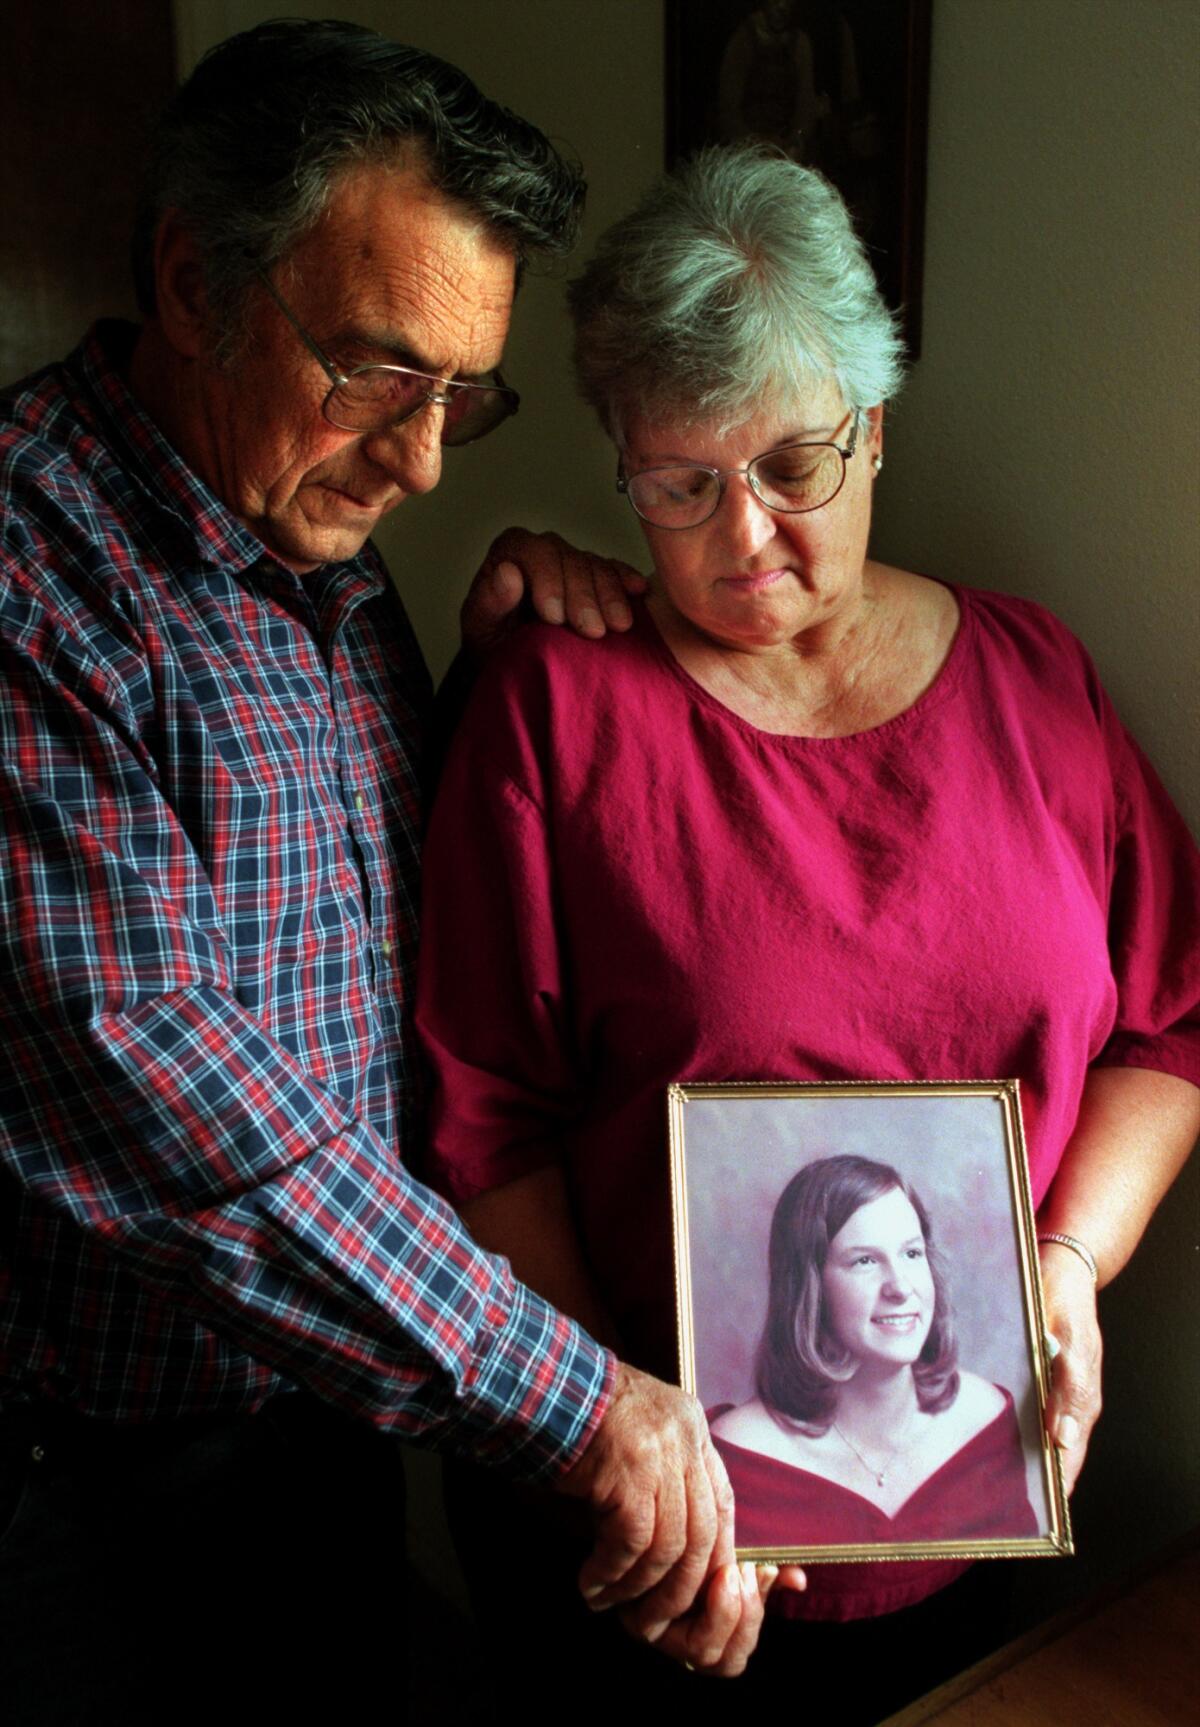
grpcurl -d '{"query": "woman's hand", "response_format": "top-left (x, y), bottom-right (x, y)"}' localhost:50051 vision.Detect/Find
top-left (460, 526), bottom-right (647, 656)
top-left (622, 1560), bottom-right (807, 1679)
top-left (1035, 1067), bottom-right (1200, 1496)
top-left (1039, 1239), bottom-right (1103, 1495)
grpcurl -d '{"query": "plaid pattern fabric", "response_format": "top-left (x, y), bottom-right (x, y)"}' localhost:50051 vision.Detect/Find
top-left (0, 324), bottom-right (611, 1475)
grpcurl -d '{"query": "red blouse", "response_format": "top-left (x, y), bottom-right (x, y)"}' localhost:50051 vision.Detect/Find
top-left (419, 587), bottom-right (1199, 1618)
top-left (711, 1389), bottom-right (1039, 1621)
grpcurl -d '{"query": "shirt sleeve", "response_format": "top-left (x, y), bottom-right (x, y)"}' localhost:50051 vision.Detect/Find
top-left (1093, 711), bottom-right (1200, 1088)
top-left (0, 562), bottom-right (613, 1479)
top-left (417, 715), bottom-right (585, 1201)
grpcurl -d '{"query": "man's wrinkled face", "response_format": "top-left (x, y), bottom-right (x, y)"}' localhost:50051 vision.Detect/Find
top-left (190, 159), bottom-right (517, 571)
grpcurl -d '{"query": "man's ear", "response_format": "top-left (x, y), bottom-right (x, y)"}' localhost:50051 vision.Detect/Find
top-left (151, 209), bottom-right (211, 360)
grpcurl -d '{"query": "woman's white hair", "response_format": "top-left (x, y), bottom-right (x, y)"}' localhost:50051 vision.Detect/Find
top-left (568, 143), bottom-right (905, 438)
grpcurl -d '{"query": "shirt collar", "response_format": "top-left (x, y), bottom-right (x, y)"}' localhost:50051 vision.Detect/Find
top-left (71, 320), bottom-right (383, 596)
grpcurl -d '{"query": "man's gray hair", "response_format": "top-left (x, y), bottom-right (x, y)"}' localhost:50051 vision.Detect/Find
top-left (133, 18), bottom-right (585, 353)
top-left (568, 144), bottom-right (904, 438)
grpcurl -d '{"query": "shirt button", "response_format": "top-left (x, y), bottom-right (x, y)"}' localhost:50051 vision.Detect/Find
top-left (355, 793), bottom-right (365, 812)
top-left (380, 938), bottom-right (393, 957)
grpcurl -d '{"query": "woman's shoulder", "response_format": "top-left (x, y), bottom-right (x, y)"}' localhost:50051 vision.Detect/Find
top-left (934, 1372), bottom-right (1009, 1452)
top-left (473, 597), bottom-right (659, 692)
top-left (954, 582), bottom-right (1103, 688)
top-left (708, 1397), bottom-right (789, 1449)
top-left (880, 566), bottom-right (1091, 672)
top-left (458, 597), bottom-right (687, 754)
top-left (894, 574), bottom-right (1125, 754)
top-left (442, 599), bottom-right (681, 797)
top-left (952, 1371), bottom-right (1008, 1425)
top-left (912, 1375), bottom-right (1014, 1482)
top-left (459, 600), bottom-right (653, 726)
top-left (708, 1399), bottom-right (832, 1474)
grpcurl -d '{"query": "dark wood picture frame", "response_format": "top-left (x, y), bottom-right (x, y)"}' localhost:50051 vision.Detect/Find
top-left (665, 0), bottom-right (931, 357)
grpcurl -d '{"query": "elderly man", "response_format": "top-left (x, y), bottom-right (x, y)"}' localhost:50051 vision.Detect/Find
top-left (0, 20), bottom-right (782, 1720)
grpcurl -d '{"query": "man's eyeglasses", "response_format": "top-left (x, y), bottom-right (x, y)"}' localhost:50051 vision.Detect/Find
top-left (617, 412), bottom-right (859, 530)
top-left (257, 269), bottom-right (520, 445)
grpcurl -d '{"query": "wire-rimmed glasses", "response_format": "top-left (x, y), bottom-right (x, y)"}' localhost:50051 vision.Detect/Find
top-left (618, 411), bottom-right (860, 530)
top-left (257, 270), bottom-right (519, 445)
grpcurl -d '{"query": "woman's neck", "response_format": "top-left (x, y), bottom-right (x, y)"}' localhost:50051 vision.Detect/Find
top-left (832, 1366), bottom-right (921, 1450)
top-left (647, 566), bottom-right (960, 739)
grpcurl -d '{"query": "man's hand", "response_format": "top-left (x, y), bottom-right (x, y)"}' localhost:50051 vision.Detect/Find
top-left (1039, 1241), bottom-right (1103, 1495)
top-left (556, 1364), bottom-right (731, 1625)
top-left (460, 527), bottom-right (647, 657)
top-left (556, 1363), bottom-right (804, 1675)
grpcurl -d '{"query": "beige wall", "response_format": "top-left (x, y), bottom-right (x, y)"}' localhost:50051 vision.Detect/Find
top-left (872, 0), bottom-right (1200, 1617)
top-left (873, 0), bottom-right (1199, 831)
top-left (174, 0), bottom-right (1198, 1627)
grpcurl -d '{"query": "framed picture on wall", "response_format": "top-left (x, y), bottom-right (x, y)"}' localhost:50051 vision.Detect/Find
top-left (664, 0), bottom-right (931, 355)
top-left (668, 1079), bottom-right (1071, 1562)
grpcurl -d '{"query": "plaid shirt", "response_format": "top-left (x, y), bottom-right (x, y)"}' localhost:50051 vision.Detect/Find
top-left (0, 323), bottom-right (612, 1476)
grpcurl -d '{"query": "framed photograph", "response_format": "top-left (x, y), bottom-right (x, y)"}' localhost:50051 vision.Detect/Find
top-left (664, 0), bottom-right (932, 355)
top-left (669, 1080), bottom-right (1071, 1562)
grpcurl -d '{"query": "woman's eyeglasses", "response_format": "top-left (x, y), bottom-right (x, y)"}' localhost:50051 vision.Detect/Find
top-left (618, 413), bottom-right (859, 530)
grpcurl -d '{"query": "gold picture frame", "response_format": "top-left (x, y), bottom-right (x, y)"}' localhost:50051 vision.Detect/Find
top-left (668, 1079), bottom-right (1071, 1563)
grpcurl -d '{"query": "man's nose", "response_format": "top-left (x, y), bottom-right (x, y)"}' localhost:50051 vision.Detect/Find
top-left (362, 401), bottom-right (445, 496)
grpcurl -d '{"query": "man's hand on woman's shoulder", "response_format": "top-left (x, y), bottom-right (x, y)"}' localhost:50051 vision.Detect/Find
top-left (460, 526), bottom-right (647, 658)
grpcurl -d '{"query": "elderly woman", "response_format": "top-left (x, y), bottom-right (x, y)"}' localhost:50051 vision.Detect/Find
top-left (710, 1156), bottom-right (1038, 1548)
top-left (416, 146), bottom-right (1199, 1708)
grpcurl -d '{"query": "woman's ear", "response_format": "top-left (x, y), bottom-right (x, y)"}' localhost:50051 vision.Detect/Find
top-left (150, 209), bottom-right (211, 361)
top-left (865, 404), bottom-right (884, 472)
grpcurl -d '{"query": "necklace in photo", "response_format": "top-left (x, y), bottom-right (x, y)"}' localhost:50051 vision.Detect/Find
top-left (832, 1418), bottom-right (914, 1488)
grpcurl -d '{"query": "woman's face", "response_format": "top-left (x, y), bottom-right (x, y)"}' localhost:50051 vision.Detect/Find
top-left (820, 1186), bottom-right (935, 1373)
top-left (620, 381), bottom-right (882, 653)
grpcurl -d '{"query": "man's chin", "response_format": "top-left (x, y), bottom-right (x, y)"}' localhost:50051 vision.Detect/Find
top-left (259, 498), bottom-right (384, 572)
